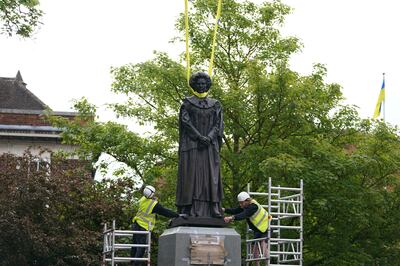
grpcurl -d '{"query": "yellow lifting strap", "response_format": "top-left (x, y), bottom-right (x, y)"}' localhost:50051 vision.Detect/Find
top-left (184, 0), bottom-right (191, 87)
top-left (184, 0), bottom-right (223, 95)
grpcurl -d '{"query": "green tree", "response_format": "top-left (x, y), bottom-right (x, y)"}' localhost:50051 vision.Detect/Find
top-left (52, 0), bottom-right (400, 264)
top-left (0, 151), bottom-right (137, 265)
top-left (0, 0), bottom-right (42, 37)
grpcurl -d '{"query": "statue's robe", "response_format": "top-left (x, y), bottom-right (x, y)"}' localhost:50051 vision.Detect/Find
top-left (176, 95), bottom-right (224, 217)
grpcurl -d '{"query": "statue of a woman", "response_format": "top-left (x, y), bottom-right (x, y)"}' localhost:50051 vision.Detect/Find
top-left (176, 72), bottom-right (224, 218)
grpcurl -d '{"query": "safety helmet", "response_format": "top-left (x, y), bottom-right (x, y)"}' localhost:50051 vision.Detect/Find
top-left (143, 185), bottom-right (155, 199)
top-left (237, 191), bottom-right (250, 202)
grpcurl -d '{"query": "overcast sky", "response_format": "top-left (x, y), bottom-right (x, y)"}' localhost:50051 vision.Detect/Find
top-left (1, 0), bottom-right (399, 127)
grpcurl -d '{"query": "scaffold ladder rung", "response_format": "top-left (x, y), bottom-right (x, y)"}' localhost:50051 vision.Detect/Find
top-left (105, 257), bottom-right (149, 262)
top-left (102, 220), bottom-right (151, 265)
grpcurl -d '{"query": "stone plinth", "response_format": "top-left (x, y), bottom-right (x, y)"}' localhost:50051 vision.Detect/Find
top-left (169, 216), bottom-right (227, 228)
top-left (158, 226), bottom-right (241, 266)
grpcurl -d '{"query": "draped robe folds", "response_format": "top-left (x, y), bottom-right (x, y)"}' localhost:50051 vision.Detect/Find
top-left (176, 96), bottom-right (224, 217)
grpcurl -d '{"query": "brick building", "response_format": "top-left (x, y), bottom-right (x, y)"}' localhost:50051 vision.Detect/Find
top-left (0, 71), bottom-right (83, 168)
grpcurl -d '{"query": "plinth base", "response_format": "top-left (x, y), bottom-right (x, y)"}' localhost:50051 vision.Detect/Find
top-left (158, 226), bottom-right (241, 266)
top-left (169, 216), bottom-right (227, 228)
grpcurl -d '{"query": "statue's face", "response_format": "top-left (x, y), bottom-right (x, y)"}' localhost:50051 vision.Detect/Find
top-left (195, 78), bottom-right (209, 93)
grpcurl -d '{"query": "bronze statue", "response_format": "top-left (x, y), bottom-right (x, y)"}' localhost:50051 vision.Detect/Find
top-left (176, 72), bottom-right (224, 218)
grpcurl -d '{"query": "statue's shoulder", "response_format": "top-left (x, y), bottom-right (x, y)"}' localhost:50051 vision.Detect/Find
top-left (183, 96), bottom-right (194, 103)
top-left (182, 96), bottom-right (194, 108)
top-left (207, 97), bottom-right (218, 105)
top-left (184, 96), bottom-right (219, 108)
top-left (208, 98), bottom-right (220, 107)
top-left (204, 97), bottom-right (221, 109)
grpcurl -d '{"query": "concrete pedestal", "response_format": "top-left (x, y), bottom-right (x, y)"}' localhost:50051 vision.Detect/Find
top-left (158, 226), bottom-right (241, 266)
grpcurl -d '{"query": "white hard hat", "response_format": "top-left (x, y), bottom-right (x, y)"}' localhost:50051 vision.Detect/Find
top-left (143, 185), bottom-right (155, 198)
top-left (237, 192), bottom-right (250, 202)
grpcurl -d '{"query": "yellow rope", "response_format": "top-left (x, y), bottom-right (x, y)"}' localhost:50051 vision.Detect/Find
top-left (208, 0), bottom-right (223, 77)
top-left (184, 0), bottom-right (191, 87)
top-left (184, 0), bottom-right (222, 98)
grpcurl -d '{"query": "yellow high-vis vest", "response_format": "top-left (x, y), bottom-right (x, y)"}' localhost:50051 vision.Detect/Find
top-left (249, 199), bottom-right (269, 233)
top-left (133, 196), bottom-right (158, 231)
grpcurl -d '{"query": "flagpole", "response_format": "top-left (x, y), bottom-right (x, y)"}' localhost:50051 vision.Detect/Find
top-left (383, 73), bottom-right (385, 122)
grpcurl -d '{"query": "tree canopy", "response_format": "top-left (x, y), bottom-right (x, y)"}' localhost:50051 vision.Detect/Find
top-left (0, 0), bottom-right (42, 37)
top-left (0, 151), bottom-right (139, 265)
top-left (49, 0), bottom-right (400, 264)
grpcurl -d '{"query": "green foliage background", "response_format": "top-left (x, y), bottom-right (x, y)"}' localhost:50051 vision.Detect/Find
top-left (9, 0), bottom-right (399, 264)
top-left (0, 0), bottom-right (42, 37)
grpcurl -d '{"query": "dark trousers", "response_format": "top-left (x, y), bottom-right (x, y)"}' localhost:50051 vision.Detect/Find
top-left (131, 222), bottom-right (148, 266)
top-left (254, 230), bottom-right (268, 239)
top-left (253, 229), bottom-right (269, 264)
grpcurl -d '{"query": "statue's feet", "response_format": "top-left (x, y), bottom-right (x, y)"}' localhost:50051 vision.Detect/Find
top-left (212, 213), bottom-right (223, 218)
top-left (178, 213), bottom-right (189, 219)
top-left (178, 205), bottom-right (192, 216)
top-left (211, 204), bottom-right (223, 218)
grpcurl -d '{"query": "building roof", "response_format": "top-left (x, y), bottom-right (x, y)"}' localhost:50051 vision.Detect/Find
top-left (0, 71), bottom-right (48, 110)
top-left (0, 124), bottom-right (62, 139)
top-left (0, 71), bottom-right (79, 141)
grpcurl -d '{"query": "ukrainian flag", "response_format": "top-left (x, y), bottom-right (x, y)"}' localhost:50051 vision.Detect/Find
top-left (373, 76), bottom-right (385, 119)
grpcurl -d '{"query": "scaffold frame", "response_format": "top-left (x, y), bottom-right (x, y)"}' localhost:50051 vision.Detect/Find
top-left (102, 220), bottom-right (151, 265)
top-left (245, 177), bottom-right (303, 266)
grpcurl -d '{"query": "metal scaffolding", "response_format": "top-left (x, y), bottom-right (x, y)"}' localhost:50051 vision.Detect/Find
top-left (102, 220), bottom-right (151, 265)
top-left (245, 177), bottom-right (303, 266)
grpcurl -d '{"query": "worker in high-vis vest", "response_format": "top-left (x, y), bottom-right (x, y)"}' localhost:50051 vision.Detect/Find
top-left (224, 192), bottom-right (271, 264)
top-left (223, 192), bottom-right (271, 239)
top-left (131, 185), bottom-right (179, 266)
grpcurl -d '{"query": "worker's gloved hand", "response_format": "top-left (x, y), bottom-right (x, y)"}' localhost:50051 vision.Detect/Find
top-left (224, 216), bottom-right (234, 223)
top-left (178, 213), bottom-right (189, 219)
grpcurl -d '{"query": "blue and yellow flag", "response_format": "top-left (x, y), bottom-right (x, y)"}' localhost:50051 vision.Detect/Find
top-left (373, 75), bottom-right (385, 119)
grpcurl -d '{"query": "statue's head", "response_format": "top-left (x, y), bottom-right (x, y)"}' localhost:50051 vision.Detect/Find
top-left (189, 72), bottom-right (212, 96)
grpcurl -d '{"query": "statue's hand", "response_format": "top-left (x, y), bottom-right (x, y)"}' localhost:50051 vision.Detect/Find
top-left (199, 135), bottom-right (211, 146)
